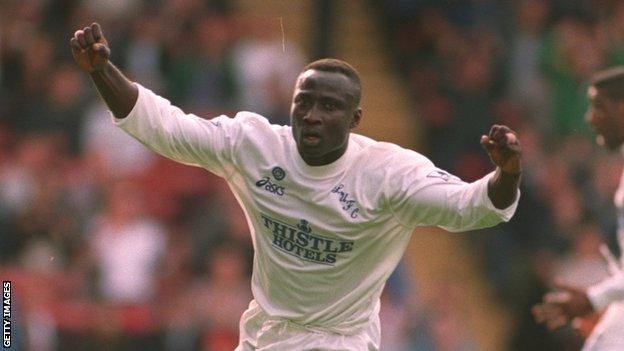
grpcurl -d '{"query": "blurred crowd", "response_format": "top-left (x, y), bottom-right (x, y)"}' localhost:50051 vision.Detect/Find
top-left (0, 0), bottom-right (307, 350)
top-left (2, 0), bottom-right (624, 350)
top-left (377, 0), bottom-right (624, 349)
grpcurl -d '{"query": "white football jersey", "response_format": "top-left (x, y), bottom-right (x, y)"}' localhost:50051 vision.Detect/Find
top-left (584, 169), bottom-right (624, 350)
top-left (114, 84), bottom-right (518, 338)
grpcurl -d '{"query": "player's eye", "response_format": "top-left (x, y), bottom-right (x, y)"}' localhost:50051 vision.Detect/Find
top-left (295, 96), bottom-right (310, 107)
top-left (323, 100), bottom-right (338, 110)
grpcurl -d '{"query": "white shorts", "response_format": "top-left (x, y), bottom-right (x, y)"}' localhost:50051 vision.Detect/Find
top-left (234, 300), bottom-right (380, 351)
top-left (583, 302), bottom-right (624, 351)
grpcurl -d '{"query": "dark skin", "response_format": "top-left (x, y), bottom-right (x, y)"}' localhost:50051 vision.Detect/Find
top-left (290, 69), bottom-right (361, 166)
top-left (70, 22), bottom-right (521, 209)
top-left (70, 23), bottom-right (137, 118)
top-left (481, 125), bottom-right (522, 209)
top-left (585, 85), bottom-right (624, 150)
top-left (532, 280), bottom-right (595, 330)
top-left (532, 85), bottom-right (624, 330)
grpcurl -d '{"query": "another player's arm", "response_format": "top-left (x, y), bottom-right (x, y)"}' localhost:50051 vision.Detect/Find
top-left (532, 271), bottom-right (624, 330)
top-left (532, 280), bottom-right (596, 330)
top-left (480, 124), bottom-right (522, 209)
top-left (70, 23), bottom-right (137, 118)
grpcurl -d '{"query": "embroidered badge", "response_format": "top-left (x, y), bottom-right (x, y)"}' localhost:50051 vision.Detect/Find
top-left (272, 166), bottom-right (286, 180)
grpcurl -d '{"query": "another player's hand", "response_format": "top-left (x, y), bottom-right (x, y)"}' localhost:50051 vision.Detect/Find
top-left (481, 125), bottom-right (522, 175)
top-left (532, 280), bottom-right (595, 330)
top-left (70, 22), bottom-right (110, 73)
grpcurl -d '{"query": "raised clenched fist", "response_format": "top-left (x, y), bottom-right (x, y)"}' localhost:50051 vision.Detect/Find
top-left (480, 124), bottom-right (522, 175)
top-left (70, 22), bottom-right (110, 73)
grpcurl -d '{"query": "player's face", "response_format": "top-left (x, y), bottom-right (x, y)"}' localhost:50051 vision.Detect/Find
top-left (290, 70), bottom-right (361, 165)
top-left (586, 86), bottom-right (624, 150)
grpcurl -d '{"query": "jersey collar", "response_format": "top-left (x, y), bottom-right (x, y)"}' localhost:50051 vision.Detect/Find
top-left (289, 134), bottom-right (355, 180)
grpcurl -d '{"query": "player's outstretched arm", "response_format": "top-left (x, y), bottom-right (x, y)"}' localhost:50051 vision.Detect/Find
top-left (480, 124), bottom-right (522, 209)
top-left (70, 22), bottom-right (138, 119)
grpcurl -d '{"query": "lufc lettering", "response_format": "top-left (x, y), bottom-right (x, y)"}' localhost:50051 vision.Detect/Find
top-left (261, 214), bottom-right (353, 265)
top-left (331, 184), bottom-right (360, 219)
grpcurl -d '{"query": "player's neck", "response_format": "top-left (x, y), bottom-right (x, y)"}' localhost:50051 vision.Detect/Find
top-left (299, 145), bottom-right (348, 166)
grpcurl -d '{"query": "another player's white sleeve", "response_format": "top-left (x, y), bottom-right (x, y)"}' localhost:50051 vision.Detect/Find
top-left (587, 272), bottom-right (624, 311)
top-left (112, 84), bottom-right (243, 178)
top-left (385, 149), bottom-right (519, 232)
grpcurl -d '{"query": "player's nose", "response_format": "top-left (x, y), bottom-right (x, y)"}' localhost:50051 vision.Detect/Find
top-left (302, 105), bottom-right (322, 124)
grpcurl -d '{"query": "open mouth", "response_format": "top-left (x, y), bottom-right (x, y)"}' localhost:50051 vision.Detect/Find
top-left (302, 130), bottom-right (321, 143)
top-left (304, 135), bottom-right (320, 142)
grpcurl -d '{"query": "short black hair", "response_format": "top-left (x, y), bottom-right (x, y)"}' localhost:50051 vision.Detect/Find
top-left (590, 66), bottom-right (624, 100)
top-left (303, 58), bottom-right (362, 106)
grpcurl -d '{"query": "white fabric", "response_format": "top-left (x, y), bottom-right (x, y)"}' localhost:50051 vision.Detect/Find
top-left (114, 84), bottom-right (519, 348)
top-left (235, 300), bottom-right (380, 351)
top-left (588, 273), bottom-right (624, 311)
top-left (582, 303), bottom-right (624, 351)
top-left (584, 169), bottom-right (624, 350)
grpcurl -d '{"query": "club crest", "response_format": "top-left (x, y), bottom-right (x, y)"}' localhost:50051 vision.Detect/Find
top-left (272, 166), bottom-right (286, 180)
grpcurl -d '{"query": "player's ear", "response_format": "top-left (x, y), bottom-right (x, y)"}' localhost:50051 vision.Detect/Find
top-left (350, 108), bottom-right (362, 129)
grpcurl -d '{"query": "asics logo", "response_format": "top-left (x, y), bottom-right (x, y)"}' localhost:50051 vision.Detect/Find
top-left (255, 177), bottom-right (285, 196)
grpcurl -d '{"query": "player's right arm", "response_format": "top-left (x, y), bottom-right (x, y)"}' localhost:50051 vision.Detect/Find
top-left (70, 23), bottom-right (242, 178)
top-left (70, 23), bottom-right (138, 119)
